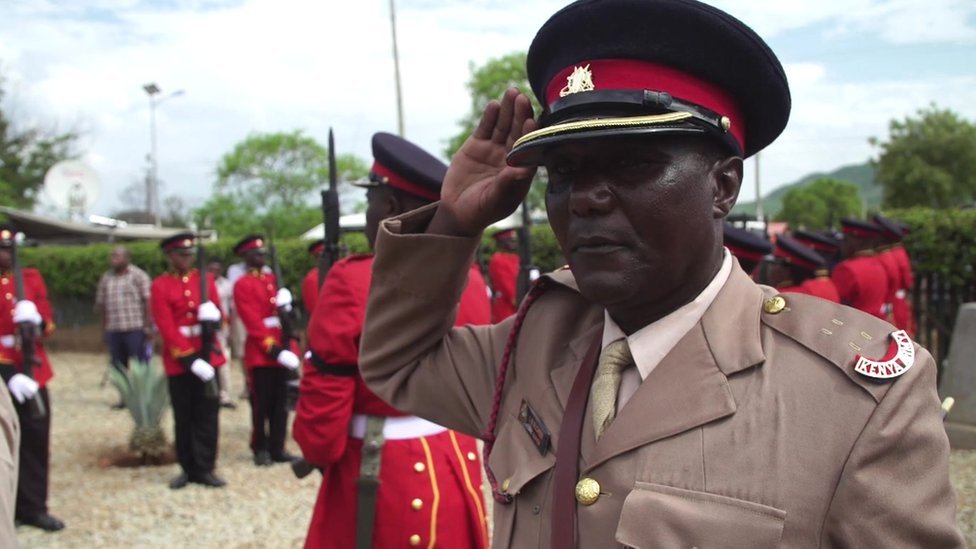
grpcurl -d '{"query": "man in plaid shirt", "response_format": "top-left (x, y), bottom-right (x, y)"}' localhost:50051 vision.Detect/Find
top-left (96, 246), bottom-right (152, 406)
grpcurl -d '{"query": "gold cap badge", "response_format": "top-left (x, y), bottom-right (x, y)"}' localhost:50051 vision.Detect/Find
top-left (559, 64), bottom-right (595, 97)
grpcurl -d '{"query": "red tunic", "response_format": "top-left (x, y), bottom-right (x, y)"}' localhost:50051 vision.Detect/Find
top-left (488, 251), bottom-right (519, 322)
top-left (301, 267), bottom-right (320, 316)
top-left (294, 254), bottom-right (490, 549)
top-left (780, 276), bottom-right (840, 303)
top-left (891, 245), bottom-right (915, 335)
top-left (150, 269), bottom-right (227, 377)
top-left (0, 268), bottom-right (54, 387)
top-left (831, 255), bottom-right (890, 319)
top-left (233, 269), bottom-right (294, 370)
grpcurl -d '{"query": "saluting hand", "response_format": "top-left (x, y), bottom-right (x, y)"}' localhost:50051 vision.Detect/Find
top-left (428, 88), bottom-right (537, 237)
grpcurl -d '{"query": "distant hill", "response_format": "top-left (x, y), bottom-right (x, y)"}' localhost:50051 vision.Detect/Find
top-left (733, 162), bottom-right (879, 218)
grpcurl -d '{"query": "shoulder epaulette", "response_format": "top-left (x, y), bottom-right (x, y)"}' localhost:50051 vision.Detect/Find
top-left (758, 288), bottom-right (913, 403)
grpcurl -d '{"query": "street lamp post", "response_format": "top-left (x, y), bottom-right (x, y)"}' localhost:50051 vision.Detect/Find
top-left (142, 83), bottom-right (184, 227)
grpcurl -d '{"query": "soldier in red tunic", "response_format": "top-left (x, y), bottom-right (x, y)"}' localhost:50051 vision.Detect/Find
top-left (301, 239), bottom-right (325, 316)
top-left (232, 235), bottom-right (300, 466)
top-left (0, 224), bottom-right (65, 531)
top-left (293, 133), bottom-right (490, 549)
top-left (765, 234), bottom-right (840, 303)
top-left (832, 219), bottom-right (889, 319)
top-left (488, 229), bottom-right (520, 322)
top-left (723, 223), bottom-right (772, 278)
top-left (150, 233), bottom-right (227, 489)
top-left (873, 214), bottom-right (915, 335)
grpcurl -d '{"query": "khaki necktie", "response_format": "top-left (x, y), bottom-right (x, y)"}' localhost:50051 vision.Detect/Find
top-left (590, 338), bottom-right (634, 439)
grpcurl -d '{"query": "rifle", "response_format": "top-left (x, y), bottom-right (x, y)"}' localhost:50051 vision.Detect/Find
top-left (268, 243), bottom-right (299, 385)
top-left (196, 241), bottom-right (220, 399)
top-left (294, 128), bottom-right (342, 480)
top-left (317, 127), bottom-right (342, 289)
top-left (515, 199), bottom-right (536, 304)
top-left (11, 244), bottom-right (46, 419)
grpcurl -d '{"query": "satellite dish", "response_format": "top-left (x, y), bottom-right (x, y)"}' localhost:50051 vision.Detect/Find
top-left (43, 160), bottom-right (100, 219)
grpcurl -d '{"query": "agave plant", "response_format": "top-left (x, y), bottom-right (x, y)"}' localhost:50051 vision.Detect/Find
top-left (109, 360), bottom-right (169, 462)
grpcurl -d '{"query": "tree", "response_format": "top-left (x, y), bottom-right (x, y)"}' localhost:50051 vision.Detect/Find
top-left (195, 130), bottom-right (368, 238)
top-left (776, 178), bottom-right (863, 230)
top-left (0, 73), bottom-right (79, 209)
top-left (445, 52), bottom-right (549, 213)
top-left (872, 105), bottom-right (976, 209)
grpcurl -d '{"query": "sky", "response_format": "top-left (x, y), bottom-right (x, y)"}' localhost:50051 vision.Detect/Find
top-left (1, 0), bottom-right (974, 219)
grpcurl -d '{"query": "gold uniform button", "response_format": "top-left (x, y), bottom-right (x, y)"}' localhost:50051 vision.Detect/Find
top-left (466, 451), bottom-right (476, 462)
top-left (501, 478), bottom-right (511, 493)
top-left (184, 290), bottom-right (191, 297)
top-left (575, 477), bottom-right (600, 505)
top-left (409, 534), bottom-right (422, 546)
top-left (4, 293), bottom-right (11, 300)
top-left (182, 276), bottom-right (189, 283)
top-left (188, 301), bottom-right (195, 307)
top-left (413, 462), bottom-right (425, 473)
top-left (411, 498), bottom-right (423, 511)
top-left (763, 295), bottom-right (787, 315)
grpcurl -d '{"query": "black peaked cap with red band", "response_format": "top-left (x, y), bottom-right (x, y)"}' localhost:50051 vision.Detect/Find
top-left (841, 218), bottom-right (884, 239)
top-left (233, 234), bottom-right (266, 256)
top-left (307, 239), bottom-right (326, 256)
top-left (354, 132), bottom-right (446, 202)
top-left (775, 235), bottom-right (827, 273)
top-left (508, 0), bottom-right (790, 166)
top-left (0, 223), bottom-right (18, 247)
top-left (793, 229), bottom-right (841, 254)
top-left (723, 224), bottom-right (771, 263)
top-left (160, 232), bottom-right (196, 252)
top-left (872, 214), bottom-right (904, 241)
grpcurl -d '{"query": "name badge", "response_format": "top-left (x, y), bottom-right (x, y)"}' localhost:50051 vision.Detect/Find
top-left (518, 400), bottom-right (551, 456)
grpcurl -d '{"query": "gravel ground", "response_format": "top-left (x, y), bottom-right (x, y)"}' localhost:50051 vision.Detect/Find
top-left (13, 352), bottom-right (976, 547)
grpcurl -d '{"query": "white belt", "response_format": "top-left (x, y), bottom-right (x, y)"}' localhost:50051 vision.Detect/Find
top-left (0, 335), bottom-right (13, 348)
top-left (348, 414), bottom-right (447, 440)
top-left (262, 316), bottom-right (281, 328)
top-left (895, 289), bottom-right (907, 299)
top-left (179, 325), bottom-right (202, 337)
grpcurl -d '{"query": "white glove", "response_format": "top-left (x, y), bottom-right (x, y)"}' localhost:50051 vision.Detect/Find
top-left (529, 268), bottom-right (541, 282)
top-left (190, 358), bottom-right (215, 381)
top-left (197, 301), bottom-right (221, 323)
top-left (13, 300), bottom-right (42, 325)
top-left (7, 373), bottom-right (39, 404)
top-left (277, 349), bottom-right (300, 370)
top-left (275, 288), bottom-right (293, 311)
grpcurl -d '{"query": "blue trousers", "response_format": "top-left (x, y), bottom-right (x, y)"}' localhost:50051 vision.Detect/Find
top-left (106, 330), bottom-right (146, 369)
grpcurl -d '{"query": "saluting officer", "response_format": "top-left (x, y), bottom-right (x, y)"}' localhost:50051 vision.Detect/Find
top-left (357, 1), bottom-right (963, 547)
top-left (833, 218), bottom-right (890, 319)
top-left (0, 224), bottom-right (64, 531)
top-left (293, 132), bottom-right (491, 549)
top-left (151, 233), bottom-right (227, 489)
top-left (301, 239), bottom-right (325, 317)
top-left (763, 234), bottom-right (840, 303)
top-left (723, 223), bottom-right (772, 277)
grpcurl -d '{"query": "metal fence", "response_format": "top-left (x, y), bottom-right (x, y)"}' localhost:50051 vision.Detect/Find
top-left (914, 273), bottom-right (976, 378)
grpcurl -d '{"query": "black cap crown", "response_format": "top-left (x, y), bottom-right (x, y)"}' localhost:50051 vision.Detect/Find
top-left (354, 132), bottom-right (447, 202)
top-left (508, 0), bottom-right (790, 166)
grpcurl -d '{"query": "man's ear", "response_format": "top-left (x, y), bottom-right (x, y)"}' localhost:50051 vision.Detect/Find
top-left (712, 156), bottom-right (743, 218)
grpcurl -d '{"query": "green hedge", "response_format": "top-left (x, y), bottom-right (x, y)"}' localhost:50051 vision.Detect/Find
top-left (887, 208), bottom-right (976, 289)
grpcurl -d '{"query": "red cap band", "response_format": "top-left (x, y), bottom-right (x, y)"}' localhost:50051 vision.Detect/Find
top-left (236, 238), bottom-right (264, 254)
top-left (372, 162), bottom-right (440, 202)
top-left (308, 241), bottom-right (325, 256)
top-left (726, 244), bottom-right (766, 263)
top-left (842, 225), bottom-right (883, 238)
top-left (545, 59), bottom-right (745, 151)
top-left (163, 237), bottom-right (195, 251)
top-left (793, 236), bottom-right (836, 253)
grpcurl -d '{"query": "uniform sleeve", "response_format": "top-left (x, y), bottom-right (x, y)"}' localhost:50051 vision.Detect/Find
top-left (233, 276), bottom-right (280, 356)
top-left (359, 206), bottom-right (514, 438)
top-left (821, 349), bottom-right (964, 547)
top-left (292, 360), bottom-right (356, 467)
top-left (151, 278), bottom-right (194, 363)
top-left (831, 262), bottom-right (857, 306)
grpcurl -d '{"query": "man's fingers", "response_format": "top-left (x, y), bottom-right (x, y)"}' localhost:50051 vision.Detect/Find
top-left (473, 100), bottom-right (501, 140)
top-left (491, 88), bottom-right (519, 144)
top-left (507, 93), bottom-right (536, 148)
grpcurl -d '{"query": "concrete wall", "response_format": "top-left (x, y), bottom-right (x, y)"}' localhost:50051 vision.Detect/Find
top-left (940, 303), bottom-right (976, 449)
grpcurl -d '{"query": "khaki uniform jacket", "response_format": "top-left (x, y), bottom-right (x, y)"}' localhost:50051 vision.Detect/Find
top-left (360, 207), bottom-right (963, 548)
top-left (0, 382), bottom-right (17, 548)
